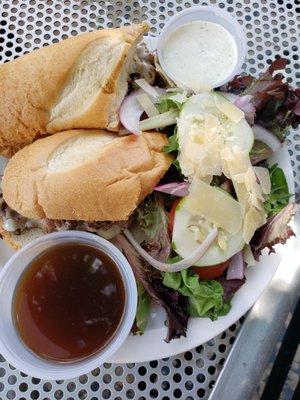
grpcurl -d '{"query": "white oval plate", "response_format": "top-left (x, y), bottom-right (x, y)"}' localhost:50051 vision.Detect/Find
top-left (0, 35), bottom-right (296, 363)
top-left (0, 147), bottom-right (295, 364)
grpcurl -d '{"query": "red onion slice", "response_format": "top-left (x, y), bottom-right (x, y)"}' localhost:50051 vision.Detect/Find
top-left (120, 87), bottom-right (167, 135)
top-left (226, 251), bottom-right (245, 280)
top-left (252, 124), bottom-right (281, 152)
top-left (119, 89), bottom-right (144, 135)
top-left (154, 182), bottom-right (190, 197)
top-left (135, 78), bottom-right (160, 99)
top-left (234, 95), bottom-right (256, 115)
top-left (222, 92), bottom-right (238, 103)
top-left (222, 93), bottom-right (255, 119)
top-left (123, 228), bottom-right (218, 272)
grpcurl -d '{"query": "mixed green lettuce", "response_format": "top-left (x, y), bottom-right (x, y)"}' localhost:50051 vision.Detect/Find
top-left (125, 59), bottom-right (298, 341)
top-left (136, 197), bottom-right (171, 262)
top-left (157, 91), bottom-right (187, 114)
top-left (250, 140), bottom-right (273, 165)
top-left (163, 269), bottom-right (231, 321)
top-left (116, 234), bottom-right (188, 342)
top-left (251, 203), bottom-right (297, 260)
top-left (264, 164), bottom-right (292, 216)
top-left (163, 130), bottom-right (179, 154)
top-left (224, 58), bottom-right (300, 140)
top-left (134, 282), bottom-right (151, 334)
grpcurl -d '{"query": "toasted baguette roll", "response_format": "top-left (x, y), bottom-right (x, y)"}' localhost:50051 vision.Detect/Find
top-left (2, 129), bottom-right (172, 221)
top-left (0, 23), bottom-right (148, 157)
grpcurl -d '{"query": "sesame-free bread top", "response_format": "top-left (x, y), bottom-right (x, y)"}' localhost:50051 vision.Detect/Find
top-left (2, 129), bottom-right (172, 221)
top-left (0, 23), bottom-right (148, 157)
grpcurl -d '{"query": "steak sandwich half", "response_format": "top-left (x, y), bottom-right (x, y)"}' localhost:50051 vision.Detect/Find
top-left (0, 23), bottom-right (152, 157)
top-left (0, 129), bottom-right (172, 249)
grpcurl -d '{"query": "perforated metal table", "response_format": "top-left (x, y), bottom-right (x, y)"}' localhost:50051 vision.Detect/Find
top-left (0, 1), bottom-right (299, 400)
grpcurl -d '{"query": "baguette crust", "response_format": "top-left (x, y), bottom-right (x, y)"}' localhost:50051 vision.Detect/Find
top-left (0, 23), bottom-right (148, 157)
top-left (2, 129), bottom-right (172, 221)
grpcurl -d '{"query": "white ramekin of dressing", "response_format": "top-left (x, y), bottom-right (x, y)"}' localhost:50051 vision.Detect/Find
top-left (157, 6), bottom-right (247, 92)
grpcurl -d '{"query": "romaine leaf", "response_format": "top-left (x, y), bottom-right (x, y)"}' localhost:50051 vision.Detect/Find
top-left (264, 164), bottom-right (293, 216)
top-left (172, 158), bottom-right (182, 173)
top-left (163, 269), bottom-right (232, 320)
top-left (163, 131), bottom-right (179, 154)
top-left (163, 270), bottom-right (181, 290)
top-left (163, 129), bottom-right (182, 172)
top-left (134, 281), bottom-right (151, 334)
top-left (157, 91), bottom-right (187, 113)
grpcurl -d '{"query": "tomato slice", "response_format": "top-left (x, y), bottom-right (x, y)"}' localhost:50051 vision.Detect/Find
top-left (193, 261), bottom-right (230, 280)
top-left (168, 199), bottom-right (180, 235)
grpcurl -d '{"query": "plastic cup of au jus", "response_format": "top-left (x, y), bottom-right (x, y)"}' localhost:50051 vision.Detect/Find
top-left (0, 231), bottom-right (137, 380)
top-left (157, 5), bottom-right (247, 90)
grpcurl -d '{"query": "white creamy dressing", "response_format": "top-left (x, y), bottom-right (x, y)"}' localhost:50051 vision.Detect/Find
top-left (162, 21), bottom-right (238, 91)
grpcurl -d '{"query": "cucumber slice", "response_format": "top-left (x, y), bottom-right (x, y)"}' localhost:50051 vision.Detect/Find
top-left (172, 200), bottom-right (245, 267)
top-left (178, 92), bottom-right (254, 153)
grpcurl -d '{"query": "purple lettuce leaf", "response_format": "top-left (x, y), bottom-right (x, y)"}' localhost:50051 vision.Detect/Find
top-left (250, 140), bottom-right (274, 165)
top-left (234, 94), bottom-right (256, 125)
top-left (220, 75), bottom-right (254, 94)
top-left (248, 59), bottom-right (300, 139)
top-left (222, 58), bottom-right (300, 140)
top-left (136, 195), bottom-right (171, 262)
top-left (116, 234), bottom-right (188, 342)
top-left (216, 252), bottom-right (246, 301)
top-left (216, 276), bottom-right (246, 302)
top-left (250, 203), bottom-right (298, 260)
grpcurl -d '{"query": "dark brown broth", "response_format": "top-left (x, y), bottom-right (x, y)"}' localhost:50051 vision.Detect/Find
top-left (14, 243), bottom-right (125, 362)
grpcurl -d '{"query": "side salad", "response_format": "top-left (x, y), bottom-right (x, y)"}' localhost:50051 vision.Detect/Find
top-left (116, 56), bottom-right (299, 342)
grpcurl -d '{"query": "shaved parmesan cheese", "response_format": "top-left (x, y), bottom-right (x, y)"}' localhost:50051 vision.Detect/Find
top-left (254, 166), bottom-right (271, 195)
top-left (233, 173), bottom-right (246, 184)
top-left (178, 118), bottom-right (225, 179)
top-left (223, 148), bottom-right (267, 240)
top-left (185, 179), bottom-right (243, 234)
top-left (137, 93), bottom-right (159, 117)
top-left (243, 245), bottom-right (256, 267)
top-left (219, 146), bottom-right (234, 161)
top-left (243, 206), bottom-right (266, 244)
top-left (177, 92), bottom-right (254, 181)
top-left (214, 97), bottom-right (244, 123)
top-left (169, 91), bottom-right (188, 104)
top-left (244, 167), bottom-right (265, 208)
top-left (177, 92), bottom-right (267, 244)
top-left (244, 167), bottom-right (258, 193)
top-left (224, 148), bottom-right (251, 205)
top-left (135, 78), bottom-right (159, 99)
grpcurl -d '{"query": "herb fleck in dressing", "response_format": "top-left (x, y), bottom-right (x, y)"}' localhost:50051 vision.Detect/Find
top-left (162, 21), bottom-right (238, 90)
